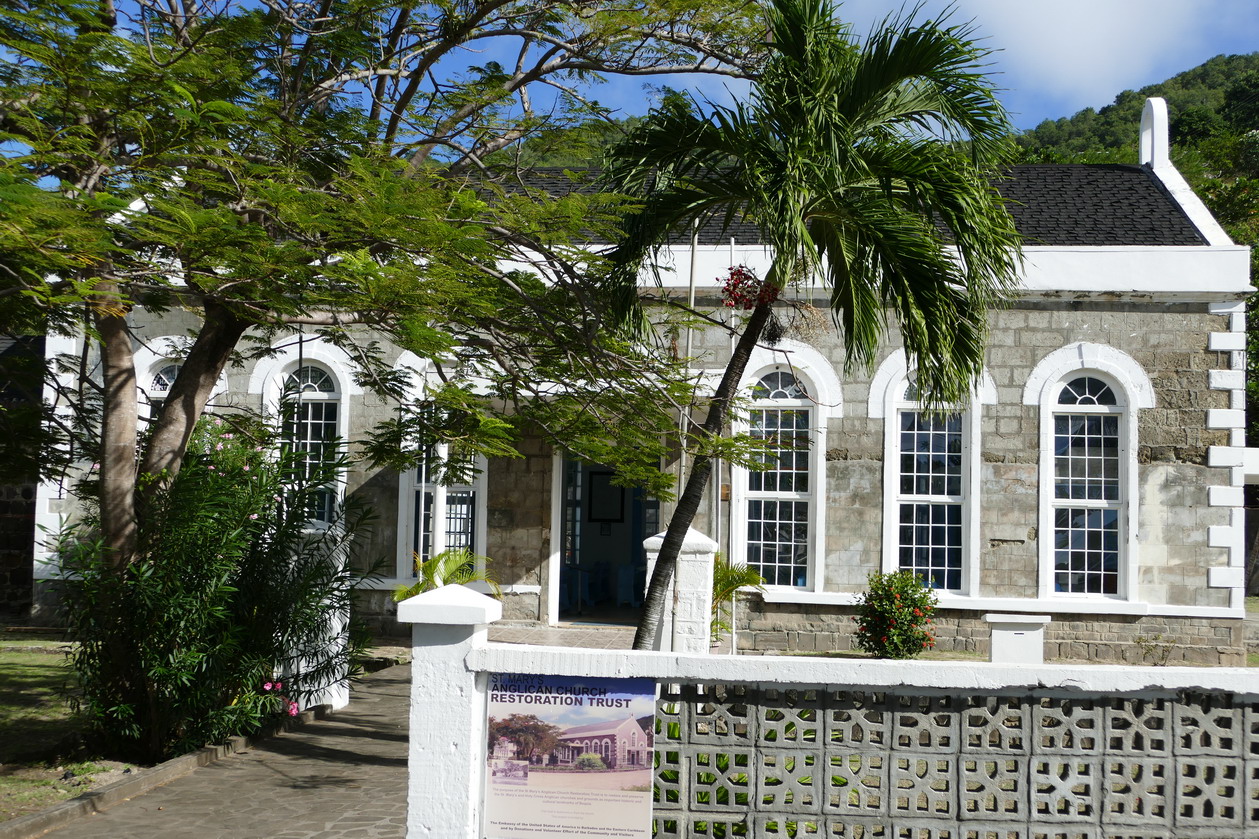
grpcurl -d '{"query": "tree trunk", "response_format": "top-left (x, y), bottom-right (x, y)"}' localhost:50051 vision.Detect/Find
top-left (632, 300), bottom-right (774, 650)
top-left (138, 302), bottom-right (248, 491)
top-left (95, 283), bottom-right (139, 569)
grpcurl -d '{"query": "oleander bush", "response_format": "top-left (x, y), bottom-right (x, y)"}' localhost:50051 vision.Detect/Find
top-left (61, 413), bottom-right (380, 763)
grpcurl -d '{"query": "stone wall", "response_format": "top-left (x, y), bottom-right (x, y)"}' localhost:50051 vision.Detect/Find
top-left (0, 483), bottom-right (35, 617)
top-left (686, 295), bottom-right (1243, 660)
top-left (733, 599), bottom-right (1248, 666)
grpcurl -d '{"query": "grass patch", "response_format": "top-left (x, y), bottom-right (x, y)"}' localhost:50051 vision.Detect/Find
top-left (0, 644), bottom-right (129, 823)
top-left (1247, 596), bottom-right (1259, 615)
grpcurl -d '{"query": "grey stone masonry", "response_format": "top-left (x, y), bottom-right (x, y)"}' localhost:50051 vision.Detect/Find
top-left (734, 602), bottom-right (1247, 666)
top-left (651, 681), bottom-right (1259, 838)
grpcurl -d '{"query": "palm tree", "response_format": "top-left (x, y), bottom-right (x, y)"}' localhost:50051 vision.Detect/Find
top-left (602, 0), bottom-right (1023, 650)
top-left (392, 548), bottom-right (502, 601)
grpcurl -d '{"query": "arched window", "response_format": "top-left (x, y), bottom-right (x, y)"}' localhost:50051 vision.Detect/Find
top-left (738, 369), bottom-right (816, 588)
top-left (1024, 343), bottom-right (1151, 601)
top-left (282, 364), bottom-right (341, 523)
top-left (892, 381), bottom-right (965, 591)
top-left (873, 351), bottom-right (990, 597)
top-left (150, 363), bottom-right (181, 397)
top-left (1050, 376), bottom-right (1123, 595)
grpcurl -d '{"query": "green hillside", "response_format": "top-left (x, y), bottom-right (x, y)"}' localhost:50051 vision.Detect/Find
top-left (1017, 52), bottom-right (1259, 162)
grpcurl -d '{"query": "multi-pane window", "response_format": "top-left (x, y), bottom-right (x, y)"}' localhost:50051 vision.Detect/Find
top-left (282, 365), bottom-right (340, 523)
top-left (1052, 376), bottom-right (1122, 595)
top-left (151, 363), bottom-right (181, 396)
top-left (745, 371), bottom-right (813, 587)
top-left (413, 447), bottom-right (480, 565)
top-left (895, 389), bottom-right (964, 590)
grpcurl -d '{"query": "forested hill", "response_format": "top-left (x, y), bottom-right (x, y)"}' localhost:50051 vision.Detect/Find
top-left (1016, 52), bottom-right (1259, 160)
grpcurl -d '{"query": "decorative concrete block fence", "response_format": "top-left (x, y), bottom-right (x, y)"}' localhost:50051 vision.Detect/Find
top-left (400, 586), bottom-right (1259, 838)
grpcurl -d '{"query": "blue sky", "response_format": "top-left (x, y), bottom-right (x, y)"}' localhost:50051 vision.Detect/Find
top-left (596, 0), bottom-right (1259, 132)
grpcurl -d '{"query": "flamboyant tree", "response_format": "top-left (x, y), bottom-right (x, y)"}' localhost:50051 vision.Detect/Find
top-left (600, 0), bottom-right (1023, 649)
top-left (0, 0), bottom-right (766, 569)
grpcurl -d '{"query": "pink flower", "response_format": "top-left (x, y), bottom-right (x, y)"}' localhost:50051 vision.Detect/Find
top-left (242, 464), bottom-right (250, 471)
top-left (263, 682), bottom-right (273, 691)
top-left (288, 701), bottom-right (299, 716)
top-left (275, 682), bottom-right (282, 690)
top-left (215, 443), bottom-right (223, 450)
top-left (249, 513), bottom-right (259, 520)
top-left (208, 465), bottom-right (216, 471)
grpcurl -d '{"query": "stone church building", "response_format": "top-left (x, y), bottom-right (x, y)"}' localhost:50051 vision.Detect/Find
top-left (25, 99), bottom-right (1256, 664)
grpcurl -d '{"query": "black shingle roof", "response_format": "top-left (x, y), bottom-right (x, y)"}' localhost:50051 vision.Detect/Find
top-left (996, 164), bottom-right (1205, 247)
top-left (507, 164), bottom-right (1207, 248)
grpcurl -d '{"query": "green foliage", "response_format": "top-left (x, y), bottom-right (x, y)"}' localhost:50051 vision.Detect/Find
top-left (1017, 53), bottom-right (1259, 158)
top-left (575, 752), bottom-right (607, 771)
top-left (710, 553), bottom-right (764, 642)
top-left (60, 414), bottom-right (380, 763)
top-left (392, 548), bottom-right (502, 602)
top-left (852, 571), bottom-right (938, 660)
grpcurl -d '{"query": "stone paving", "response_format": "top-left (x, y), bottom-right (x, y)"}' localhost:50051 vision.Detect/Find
top-left (42, 664), bottom-right (410, 839)
top-left (31, 624), bottom-right (633, 839)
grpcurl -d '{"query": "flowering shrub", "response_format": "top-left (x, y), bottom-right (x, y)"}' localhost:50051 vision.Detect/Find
top-left (262, 681), bottom-right (300, 718)
top-left (720, 264), bottom-right (779, 310)
top-left (852, 570), bottom-right (938, 659)
top-left (63, 410), bottom-right (380, 762)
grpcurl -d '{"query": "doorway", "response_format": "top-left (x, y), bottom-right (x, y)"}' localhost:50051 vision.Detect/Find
top-left (558, 458), bottom-right (658, 623)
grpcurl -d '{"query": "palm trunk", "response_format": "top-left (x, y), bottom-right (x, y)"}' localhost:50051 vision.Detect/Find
top-left (632, 299), bottom-right (774, 650)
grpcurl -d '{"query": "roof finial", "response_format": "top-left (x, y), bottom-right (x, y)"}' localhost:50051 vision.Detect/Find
top-left (1140, 97), bottom-right (1170, 168)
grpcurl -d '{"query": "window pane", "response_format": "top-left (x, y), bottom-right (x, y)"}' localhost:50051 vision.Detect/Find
top-left (1053, 412), bottom-right (1120, 501)
top-left (897, 501), bottom-right (962, 589)
top-left (1053, 507), bottom-right (1120, 594)
top-left (746, 499), bottom-right (809, 588)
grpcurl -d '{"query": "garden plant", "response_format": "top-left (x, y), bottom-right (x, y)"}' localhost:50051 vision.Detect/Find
top-left (852, 570), bottom-right (938, 659)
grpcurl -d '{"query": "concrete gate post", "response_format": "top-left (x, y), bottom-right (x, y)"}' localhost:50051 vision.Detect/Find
top-left (644, 528), bottom-right (718, 654)
top-left (397, 585), bottom-right (502, 838)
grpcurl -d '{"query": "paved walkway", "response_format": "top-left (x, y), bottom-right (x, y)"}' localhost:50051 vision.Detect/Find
top-left (33, 625), bottom-right (635, 839)
top-left (43, 664), bottom-right (410, 839)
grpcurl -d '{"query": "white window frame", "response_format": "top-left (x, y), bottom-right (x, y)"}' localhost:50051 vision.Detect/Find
top-left (886, 388), bottom-right (971, 593)
top-left (280, 363), bottom-right (345, 525)
top-left (871, 350), bottom-right (991, 599)
top-left (1024, 343), bottom-right (1152, 603)
top-left (394, 446), bottom-right (488, 580)
top-left (729, 365), bottom-right (826, 591)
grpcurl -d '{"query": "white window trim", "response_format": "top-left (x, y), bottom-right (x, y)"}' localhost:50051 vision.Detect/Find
top-left (394, 448), bottom-right (489, 581)
top-left (133, 335), bottom-right (226, 413)
top-left (1024, 343), bottom-right (1153, 603)
top-left (250, 339), bottom-right (358, 529)
top-left (870, 350), bottom-right (994, 598)
top-left (729, 364), bottom-right (827, 592)
top-left (389, 350), bottom-right (490, 584)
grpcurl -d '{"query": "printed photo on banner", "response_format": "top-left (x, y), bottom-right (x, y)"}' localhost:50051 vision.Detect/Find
top-left (483, 673), bottom-right (656, 839)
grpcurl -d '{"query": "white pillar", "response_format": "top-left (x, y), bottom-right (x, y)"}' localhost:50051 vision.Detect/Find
top-left (398, 585), bottom-right (502, 838)
top-left (643, 528), bottom-right (718, 654)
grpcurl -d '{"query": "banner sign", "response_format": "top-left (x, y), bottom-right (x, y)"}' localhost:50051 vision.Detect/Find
top-left (483, 673), bottom-right (656, 839)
